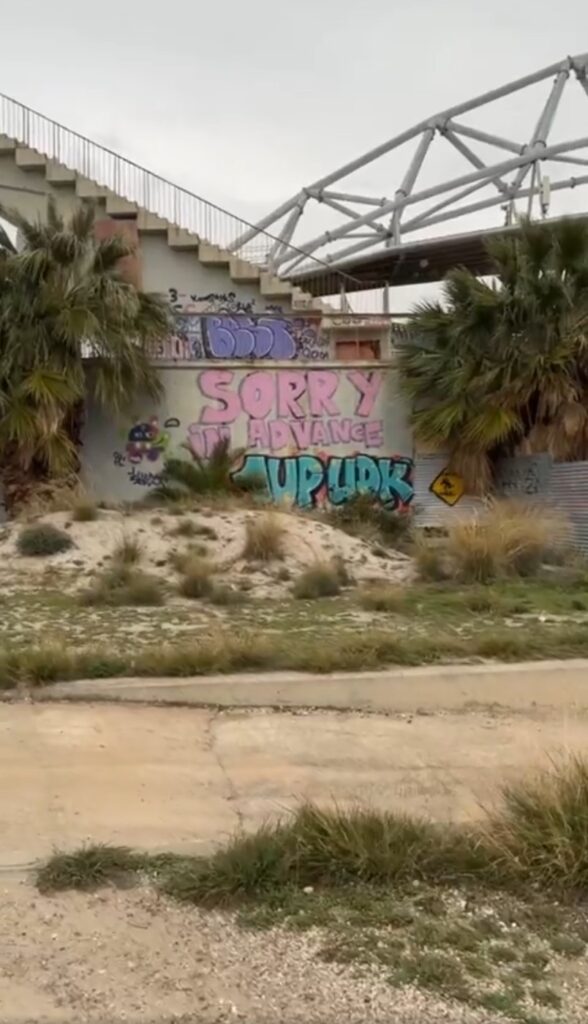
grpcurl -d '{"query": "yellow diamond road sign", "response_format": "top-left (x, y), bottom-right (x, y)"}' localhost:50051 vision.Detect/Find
top-left (430, 468), bottom-right (465, 507)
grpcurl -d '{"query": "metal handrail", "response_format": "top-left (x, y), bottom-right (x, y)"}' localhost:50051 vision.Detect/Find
top-left (0, 90), bottom-right (380, 309)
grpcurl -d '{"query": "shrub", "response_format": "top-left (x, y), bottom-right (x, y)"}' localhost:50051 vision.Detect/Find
top-left (178, 558), bottom-right (216, 598)
top-left (242, 514), bottom-right (285, 562)
top-left (156, 438), bottom-right (266, 501)
top-left (416, 501), bottom-right (570, 583)
top-left (112, 534), bottom-right (141, 566)
top-left (17, 523), bottom-right (73, 557)
top-left (293, 561), bottom-right (343, 599)
top-left (80, 566), bottom-right (165, 606)
top-left (71, 498), bottom-right (99, 522)
top-left (326, 494), bottom-right (412, 548)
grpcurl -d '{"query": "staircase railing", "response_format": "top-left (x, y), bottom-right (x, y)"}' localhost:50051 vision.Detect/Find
top-left (0, 92), bottom-right (387, 311)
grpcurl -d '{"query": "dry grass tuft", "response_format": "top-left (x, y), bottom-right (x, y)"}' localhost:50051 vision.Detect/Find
top-left (416, 500), bottom-right (570, 583)
top-left (178, 557), bottom-right (217, 599)
top-left (242, 514), bottom-right (286, 562)
top-left (112, 534), bottom-right (142, 566)
top-left (293, 561), bottom-right (344, 600)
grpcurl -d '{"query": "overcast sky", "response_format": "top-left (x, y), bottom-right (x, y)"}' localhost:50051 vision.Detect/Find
top-left (2, 0), bottom-right (588, 309)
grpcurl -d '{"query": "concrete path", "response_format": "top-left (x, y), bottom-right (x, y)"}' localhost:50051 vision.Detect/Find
top-left (2, 697), bottom-right (588, 872)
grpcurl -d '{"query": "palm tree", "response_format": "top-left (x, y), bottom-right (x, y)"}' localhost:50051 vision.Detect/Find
top-left (0, 199), bottom-right (170, 508)
top-left (399, 218), bottom-right (588, 493)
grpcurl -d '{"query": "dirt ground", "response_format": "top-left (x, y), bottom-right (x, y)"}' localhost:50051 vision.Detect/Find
top-left (2, 698), bottom-right (588, 1023)
top-left (1, 881), bottom-right (510, 1024)
top-left (0, 507), bottom-right (413, 600)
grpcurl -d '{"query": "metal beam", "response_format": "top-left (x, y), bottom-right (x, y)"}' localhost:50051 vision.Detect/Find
top-left (444, 121), bottom-right (522, 154)
top-left (442, 129), bottom-right (511, 196)
top-left (274, 134), bottom-right (588, 268)
top-left (389, 127), bottom-right (435, 244)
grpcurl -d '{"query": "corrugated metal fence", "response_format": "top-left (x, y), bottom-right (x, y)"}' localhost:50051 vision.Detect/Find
top-left (415, 453), bottom-right (588, 553)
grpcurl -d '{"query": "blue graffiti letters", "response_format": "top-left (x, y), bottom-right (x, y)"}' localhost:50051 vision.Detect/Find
top-left (231, 453), bottom-right (414, 509)
top-left (202, 315), bottom-right (297, 360)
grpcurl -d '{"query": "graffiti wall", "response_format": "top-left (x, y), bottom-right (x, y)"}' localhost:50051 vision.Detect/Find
top-left (82, 366), bottom-right (413, 509)
top-left (148, 289), bottom-right (330, 362)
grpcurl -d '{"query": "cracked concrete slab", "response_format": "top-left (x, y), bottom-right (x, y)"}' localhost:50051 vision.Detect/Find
top-left (3, 700), bottom-right (588, 872)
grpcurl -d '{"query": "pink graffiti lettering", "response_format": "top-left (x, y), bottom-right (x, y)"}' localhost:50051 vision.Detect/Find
top-left (186, 424), bottom-right (231, 458)
top-left (239, 371), bottom-right (274, 420)
top-left (198, 369), bottom-right (382, 424)
top-left (198, 370), bottom-right (241, 424)
top-left (276, 371), bottom-right (307, 418)
top-left (346, 370), bottom-right (381, 417)
top-left (246, 418), bottom-right (383, 451)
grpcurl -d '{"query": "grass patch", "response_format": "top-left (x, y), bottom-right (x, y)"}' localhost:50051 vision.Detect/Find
top-left (36, 844), bottom-right (142, 893)
top-left (80, 566), bottom-right (165, 607)
top-left (242, 514), bottom-right (285, 562)
top-left (358, 584), bottom-right (406, 613)
top-left (17, 523), bottom-right (73, 557)
top-left (483, 754), bottom-right (588, 891)
top-left (293, 561), bottom-right (344, 599)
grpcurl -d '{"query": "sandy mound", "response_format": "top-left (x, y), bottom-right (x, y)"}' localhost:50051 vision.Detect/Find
top-left (0, 507), bottom-right (414, 598)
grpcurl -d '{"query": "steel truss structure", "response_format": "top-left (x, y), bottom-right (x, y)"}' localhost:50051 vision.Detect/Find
top-left (233, 54), bottom-right (588, 279)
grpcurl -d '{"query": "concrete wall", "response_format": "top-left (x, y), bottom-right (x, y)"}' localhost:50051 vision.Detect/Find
top-left (81, 361), bottom-right (414, 509)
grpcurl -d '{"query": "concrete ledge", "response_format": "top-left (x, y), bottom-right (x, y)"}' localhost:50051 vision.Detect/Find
top-left (34, 659), bottom-right (588, 712)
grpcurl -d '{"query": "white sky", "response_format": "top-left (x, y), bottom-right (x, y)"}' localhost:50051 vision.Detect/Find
top-left (2, 0), bottom-right (588, 310)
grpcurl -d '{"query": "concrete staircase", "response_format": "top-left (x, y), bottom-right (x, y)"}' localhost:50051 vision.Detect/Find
top-left (0, 132), bottom-right (326, 312)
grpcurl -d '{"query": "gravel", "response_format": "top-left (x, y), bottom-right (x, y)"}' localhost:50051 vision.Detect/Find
top-left (0, 881), bottom-right (506, 1024)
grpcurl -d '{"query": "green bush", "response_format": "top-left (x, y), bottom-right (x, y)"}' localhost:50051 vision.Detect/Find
top-left (17, 523), bottom-right (73, 557)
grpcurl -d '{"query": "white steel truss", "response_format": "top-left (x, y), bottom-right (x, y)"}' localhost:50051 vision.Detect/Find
top-left (233, 53), bottom-right (588, 278)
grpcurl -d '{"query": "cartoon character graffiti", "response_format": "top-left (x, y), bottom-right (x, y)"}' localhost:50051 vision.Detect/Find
top-left (115, 416), bottom-right (181, 476)
top-left (125, 417), bottom-right (170, 463)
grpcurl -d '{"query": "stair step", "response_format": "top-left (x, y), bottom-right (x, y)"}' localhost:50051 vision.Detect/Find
top-left (137, 210), bottom-right (168, 232)
top-left (106, 196), bottom-right (138, 216)
top-left (15, 147), bottom-right (46, 169)
top-left (167, 226), bottom-right (199, 250)
top-left (0, 135), bottom-right (16, 153)
top-left (198, 241), bottom-right (230, 265)
top-left (75, 176), bottom-right (112, 198)
top-left (229, 256), bottom-right (260, 282)
top-left (45, 160), bottom-right (76, 185)
top-left (260, 272), bottom-right (294, 298)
